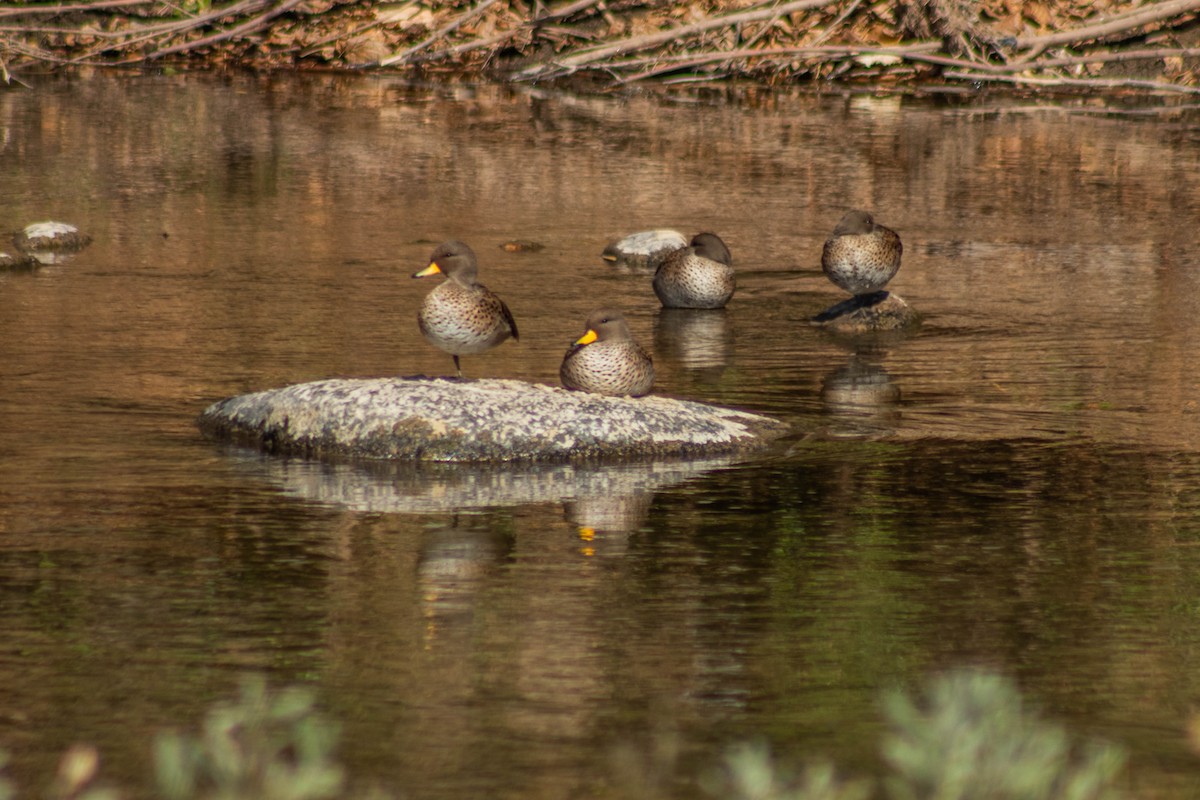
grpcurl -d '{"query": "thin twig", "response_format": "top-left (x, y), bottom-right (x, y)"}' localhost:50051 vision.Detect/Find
top-left (298, 16), bottom-right (386, 57)
top-left (379, 0), bottom-right (502, 66)
top-left (143, 0), bottom-right (305, 60)
top-left (943, 69), bottom-right (1200, 94)
top-left (807, 0), bottom-right (860, 47)
top-left (1014, 0), bottom-right (1200, 59)
top-left (535, 0), bottom-right (605, 24)
top-left (613, 42), bottom-right (941, 82)
top-left (78, 0), bottom-right (269, 58)
top-left (514, 0), bottom-right (842, 78)
top-left (0, 0), bottom-right (152, 19)
top-left (406, 27), bottom-right (519, 64)
top-left (1018, 45), bottom-right (1200, 71)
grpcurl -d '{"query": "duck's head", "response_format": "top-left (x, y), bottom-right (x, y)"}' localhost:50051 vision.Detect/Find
top-left (414, 239), bottom-right (478, 283)
top-left (690, 232), bottom-right (732, 266)
top-left (831, 210), bottom-right (876, 236)
top-left (574, 308), bottom-right (634, 346)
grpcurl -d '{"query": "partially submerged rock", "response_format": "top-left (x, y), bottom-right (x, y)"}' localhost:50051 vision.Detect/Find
top-left (13, 221), bottom-right (93, 266)
top-left (0, 250), bottom-right (39, 271)
top-left (199, 377), bottom-right (787, 463)
top-left (811, 291), bottom-right (920, 333)
top-left (601, 229), bottom-right (687, 271)
top-left (14, 221), bottom-right (93, 254)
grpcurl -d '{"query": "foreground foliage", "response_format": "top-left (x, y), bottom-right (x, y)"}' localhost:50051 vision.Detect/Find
top-left (0, 669), bottom-right (1133, 799)
top-left (702, 669), bottom-right (1127, 800)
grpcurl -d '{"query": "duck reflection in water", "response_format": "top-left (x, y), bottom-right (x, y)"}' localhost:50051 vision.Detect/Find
top-left (820, 352), bottom-right (901, 437)
top-left (653, 308), bottom-right (733, 375)
top-left (418, 520), bottom-right (513, 642)
top-left (563, 491), bottom-right (654, 557)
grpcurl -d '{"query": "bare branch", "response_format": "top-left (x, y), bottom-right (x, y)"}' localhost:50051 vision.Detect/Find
top-left (1014, 0), bottom-right (1200, 58)
top-left (942, 69), bottom-right (1200, 94)
top-left (0, 0), bottom-right (153, 20)
top-left (379, 0), bottom-right (504, 66)
top-left (143, 0), bottom-right (305, 60)
top-left (514, 0), bottom-right (842, 78)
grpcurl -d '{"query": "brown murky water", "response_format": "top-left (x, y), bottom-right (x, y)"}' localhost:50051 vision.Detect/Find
top-left (3, 74), bottom-right (1200, 797)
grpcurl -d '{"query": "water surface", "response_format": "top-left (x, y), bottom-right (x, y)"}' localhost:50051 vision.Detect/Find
top-left (3, 74), bottom-right (1200, 797)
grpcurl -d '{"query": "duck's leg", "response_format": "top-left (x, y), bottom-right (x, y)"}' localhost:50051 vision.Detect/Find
top-left (453, 355), bottom-right (463, 378)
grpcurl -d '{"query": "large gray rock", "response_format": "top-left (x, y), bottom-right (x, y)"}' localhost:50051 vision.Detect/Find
top-left (198, 377), bottom-right (787, 462)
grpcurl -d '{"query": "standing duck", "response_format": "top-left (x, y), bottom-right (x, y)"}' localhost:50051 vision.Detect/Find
top-left (821, 210), bottom-right (902, 298)
top-left (412, 240), bottom-right (519, 377)
top-left (560, 308), bottom-right (655, 397)
top-left (652, 232), bottom-right (735, 309)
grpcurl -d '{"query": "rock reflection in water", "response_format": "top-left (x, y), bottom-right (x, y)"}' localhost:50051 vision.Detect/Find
top-left (220, 447), bottom-right (730, 516)
top-left (221, 450), bottom-right (729, 626)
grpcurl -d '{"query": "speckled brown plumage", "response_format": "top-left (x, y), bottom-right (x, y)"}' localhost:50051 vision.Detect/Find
top-left (560, 308), bottom-right (655, 397)
top-left (652, 232), bottom-right (735, 309)
top-left (821, 210), bottom-right (903, 296)
top-left (413, 240), bottom-right (518, 377)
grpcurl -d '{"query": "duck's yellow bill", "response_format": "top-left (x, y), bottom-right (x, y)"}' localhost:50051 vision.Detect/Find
top-left (574, 329), bottom-right (598, 346)
top-left (412, 262), bottom-right (441, 278)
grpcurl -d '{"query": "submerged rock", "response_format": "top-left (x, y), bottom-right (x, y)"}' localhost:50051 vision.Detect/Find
top-left (198, 377), bottom-right (787, 463)
top-left (811, 291), bottom-right (920, 333)
top-left (601, 229), bottom-right (687, 271)
top-left (500, 239), bottom-right (544, 252)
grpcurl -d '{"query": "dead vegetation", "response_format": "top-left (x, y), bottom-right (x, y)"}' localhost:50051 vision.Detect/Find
top-left (3, 0), bottom-right (1200, 92)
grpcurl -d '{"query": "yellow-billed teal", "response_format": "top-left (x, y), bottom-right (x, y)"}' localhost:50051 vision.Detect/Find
top-left (652, 232), bottom-right (735, 309)
top-left (821, 210), bottom-right (902, 297)
top-left (560, 308), bottom-right (655, 397)
top-left (413, 240), bottom-right (518, 377)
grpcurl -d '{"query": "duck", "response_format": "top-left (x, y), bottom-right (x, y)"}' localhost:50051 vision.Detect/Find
top-left (821, 210), bottom-right (902, 297)
top-left (652, 232), bottom-right (735, 309)
top-left (412, 240), bottom-right (519, 377)
top-left (560, 308), bottom-right (654, 397)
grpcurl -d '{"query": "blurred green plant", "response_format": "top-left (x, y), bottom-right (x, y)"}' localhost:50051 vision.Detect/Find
top-left (53, 744), bottom-right (119, 800)
top-left (881, 669), bottom-right (1127, 800)
top-left (0, 751), bottom-right (12, 800)
top-left (705, 743), bottom-right (871, 800)
top-left (0, 669), bottom-right (1133, 800)
top-left (154, 675), bottom-right (345, 800)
